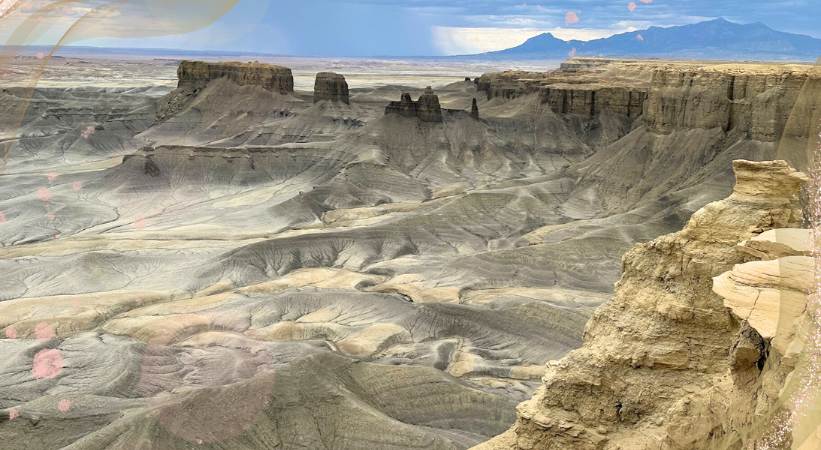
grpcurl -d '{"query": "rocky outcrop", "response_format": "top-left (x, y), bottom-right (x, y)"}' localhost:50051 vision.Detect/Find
top-left (157, 61), bottom-right (295, 122)
top-left (385, 87), bottom-right (443, 123)
top-left (476, 59), bottom-right (816, 143)
top-left (643, 69), bottom-right (808, 140)
top-left (712, 228), bottom-right (820, 450)
top-left (713, 240), bottom-right (812, 355)
top-left (476, 71), bottom-right (535, 101)
top-left (477, 71), bottom-right (648, 120)
top-left (539, 87), bottom-right (646, 120)
top-left (313, 72), bottom-right (349, 104)
top-left (477, 160), bottom-right (809, 450)
top-left (177, 61), bottom-right (294, 94)
top-left (417, 87), bottom-right (444, 122)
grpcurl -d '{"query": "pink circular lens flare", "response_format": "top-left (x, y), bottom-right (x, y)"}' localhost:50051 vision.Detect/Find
top-left (564, 11), bottom-right (579, 25)
top-left (32, 349), bottom-right (64, 380)
top-left (81, 126), bottom-right (96, 140)
top-left (58, 399), bottom-right (71, 413)
top-left (35, 322), bottom-right (56, 340)
top-left (37, 187), bottom-right (52, 202)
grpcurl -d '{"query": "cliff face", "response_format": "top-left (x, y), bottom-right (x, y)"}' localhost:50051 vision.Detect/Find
top-left (477, 60), bottom-right (818, 215)
top-left (478, 60), bottom-right (813, 144)
top-left (385, 87), bottom-right (444, 122)
top-left (539, 87), bottom-right (646, 120)
top-left (476, 160), bottom-right (810, 450)
top-left (177, 61), bottom-right (294, 94)
top-left (643, 69), bottom-right (808, 140)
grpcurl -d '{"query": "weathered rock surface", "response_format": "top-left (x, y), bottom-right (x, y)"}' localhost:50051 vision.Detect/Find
top-left (477, 58), bottom-right (816, 143)
top-left (539, 86), bottom-right (646, 119)
top-left (712, 226), bottom-right (819, 449)
top-left (737, 228), bottom-right (813, 259)
top-left (313, 72), bottom-right (349, 104)
top-left (643, 68), bottom-right (808, 140)
top-left (385, 87), bottom-right (443, 122)
top-left (177, 60), bottom-right (294, 94)
top-left (713, 254), bottom-right (811, 354)
top-left (157, 61), bottom-right (295, 122)
top-left (476, 160), bottom-right (809, 450)
top-left (417, 87), bottom-right (444, 122)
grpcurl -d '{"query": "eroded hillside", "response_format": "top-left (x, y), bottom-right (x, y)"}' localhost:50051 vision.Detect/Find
top-left (0, 57), bottom-right (817, 449)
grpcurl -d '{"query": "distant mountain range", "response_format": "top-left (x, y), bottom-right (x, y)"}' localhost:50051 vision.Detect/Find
top-left (469, 18), bottom-right (821, 61)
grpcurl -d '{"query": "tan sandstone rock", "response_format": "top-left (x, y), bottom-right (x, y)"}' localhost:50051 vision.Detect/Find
top-left (737, 228), bottom-right (813, 260)
top-left (713, 256), bottom-right (811, 355)
top-left (476, 160), bottom-right (808, 450)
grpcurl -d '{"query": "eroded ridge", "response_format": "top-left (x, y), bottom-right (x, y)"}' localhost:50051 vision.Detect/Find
top-left (477, 160), bottom-right (812, 449)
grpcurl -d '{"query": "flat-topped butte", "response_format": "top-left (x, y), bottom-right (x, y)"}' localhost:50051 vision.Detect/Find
top-left (177, 60), bottom-right (294, 94)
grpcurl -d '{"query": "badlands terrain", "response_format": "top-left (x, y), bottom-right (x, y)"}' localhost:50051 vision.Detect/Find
top-left (0, 55), bottom-right (818, 449)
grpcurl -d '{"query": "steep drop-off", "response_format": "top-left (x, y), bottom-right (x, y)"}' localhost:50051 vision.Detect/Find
top-left (479, 59), bottom-right (817, 217)
top-left (476, 160), bottom-right (812, 449)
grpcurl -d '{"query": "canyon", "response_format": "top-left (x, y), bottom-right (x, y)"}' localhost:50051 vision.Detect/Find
top-left (0, 56), bottom-right (818, 449)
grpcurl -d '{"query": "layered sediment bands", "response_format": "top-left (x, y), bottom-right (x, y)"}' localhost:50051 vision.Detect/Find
top-left (478, 59), bottom-right (816, 146)
top-left (712, 228), bottom-right (819, 449)
top-left (644, 69), bottom-right (809, 140)
top-left (476, 160), bottom-right (808, 450)
top-left (177, 60), bottom-right (294, 94)
top-left (157, 61), bottom-right (295, 122)
top-left (539, 87), bottom-right (646, 119)
top-left (314, 72), bottom-right (350, 104)
top-left (476, 71), bottom-right (537, 101)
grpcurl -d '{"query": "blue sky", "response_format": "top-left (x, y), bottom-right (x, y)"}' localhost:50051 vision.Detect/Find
top-left (3, 0), bottom-right (820, 56)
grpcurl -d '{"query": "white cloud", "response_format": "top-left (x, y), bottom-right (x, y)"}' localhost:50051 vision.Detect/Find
top-left (432, 27), bottom-right (545, 54)
top-left (431, 26), bottom-right (634, 55)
